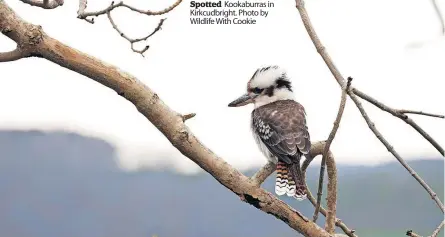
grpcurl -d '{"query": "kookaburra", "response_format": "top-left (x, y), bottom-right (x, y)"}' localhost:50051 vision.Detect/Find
top-left (228, 65), bottom-right (311, 200)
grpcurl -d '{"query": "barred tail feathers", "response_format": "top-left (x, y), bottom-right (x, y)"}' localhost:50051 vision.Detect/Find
top-left (275, 162), bottom-right (297, 197)
top-left (287, 162), bottom-right (307, 201)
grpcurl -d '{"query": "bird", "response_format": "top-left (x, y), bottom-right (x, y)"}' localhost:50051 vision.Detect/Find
top-left (228, 65), bottom-right (311, 200)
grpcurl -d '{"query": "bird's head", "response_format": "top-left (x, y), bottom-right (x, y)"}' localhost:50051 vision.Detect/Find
top-left (228, 65), bottom-right (294, 108)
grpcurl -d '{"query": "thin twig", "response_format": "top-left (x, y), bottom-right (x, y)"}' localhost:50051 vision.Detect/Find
top-left (303, 142), bottom-right (356, 237)
top-left (181, 113), bottom-right (196, 122)
top-left (77, 0), bottom-right (182, 23)
top-left (313, 77), bottom-right (351, 225)
top-left (397, 110), bottom-right (444, 119)
top-left (79, 0), bottom-right (177, 54)
top-left (348, 91), bottom-right (445, 213)
top-left (106, 7), bottom-right (165, 56)
top-left (406, 220), bottom-right (444, 237)
top-left (431, 0), bottom-right (445, 35)
top-left (353, 88), bottom-right (444, 156)
top-left (18, 0), bottom-right (63, 9)
top-left (251, 161), bottom-right (276, 186)
top-left (131, 18), bottom-right (165, 43)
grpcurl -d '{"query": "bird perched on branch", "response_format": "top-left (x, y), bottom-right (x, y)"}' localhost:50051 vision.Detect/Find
top-left (228, 65), bottom-right (311, 200)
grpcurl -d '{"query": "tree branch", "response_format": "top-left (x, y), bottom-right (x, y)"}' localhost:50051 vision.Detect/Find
top-left (18, 0), bottom-right (63, 9)
top-left (295, 0), bottom-right (443, 157)
top-left (77, 0), bottom-right (180, 54)
top-left (77, 0), bottom-right (92, 23)
top-left (106, 7), bottom-right (165, 56)
top-left (0, 48), bottom-right (26, 62)
top-left (295, 0), bottom-right (346, 89)
top-left (407, 220), bottom-right (444, 237)
top-left (348, 91), bottom-right (445, 212)
top-left (352, 88), bottom-right (444, 156)
top-left (294, 0), bottom-right (444, 224)
top-left (251, 161), bottom-right (276, 187)
top-left (396, 110), bottom-right (444, 119)
top-left (0, 2), bottom-right (331, 236)
top-left (77, 0), bottom-right (183, 20)
top-left (303, 142), bottom-right (352, 236)
top-left (313, 77), bottom-right (351, 225)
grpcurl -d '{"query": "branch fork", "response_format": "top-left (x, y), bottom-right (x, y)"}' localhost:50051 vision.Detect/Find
top-left (77, 0), bottom-right (180, 54)
top-left (295, 0), bottom-right (444, 236)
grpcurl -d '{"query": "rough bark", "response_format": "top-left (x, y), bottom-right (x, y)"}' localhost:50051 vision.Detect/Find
top-left (303, 141), bottom-right (339, 236)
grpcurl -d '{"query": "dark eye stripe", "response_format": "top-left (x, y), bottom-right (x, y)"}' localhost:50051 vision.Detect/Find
top-left (266, 86), bottom-right (274, 96)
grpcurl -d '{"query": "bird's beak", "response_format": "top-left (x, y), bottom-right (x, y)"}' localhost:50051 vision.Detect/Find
top-left (228, 93), bottom-right (256, 107)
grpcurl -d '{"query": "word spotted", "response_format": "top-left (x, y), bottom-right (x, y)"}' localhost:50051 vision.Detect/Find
top-left (189, 0), bottom-right (274, 25)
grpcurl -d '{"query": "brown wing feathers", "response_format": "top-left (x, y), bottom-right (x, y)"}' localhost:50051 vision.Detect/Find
top-left (252, 100), bottom-right (311, 200)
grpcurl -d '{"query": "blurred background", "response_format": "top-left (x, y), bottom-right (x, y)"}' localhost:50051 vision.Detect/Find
top-left (0, 0), bottom-right (444, 236)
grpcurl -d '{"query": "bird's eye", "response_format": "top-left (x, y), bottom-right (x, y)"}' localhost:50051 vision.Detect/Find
top-left (253, 87), bottom-right (264, 94)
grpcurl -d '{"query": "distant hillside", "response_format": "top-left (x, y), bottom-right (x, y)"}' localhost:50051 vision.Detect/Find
top-left (0, 130), bottom-right (442, 237)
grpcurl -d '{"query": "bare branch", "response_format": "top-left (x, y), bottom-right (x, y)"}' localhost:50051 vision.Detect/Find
top-left (0, 2), bottom-right (332, 236)
top-left (77, 0), bottom-right (87, 15)
top-left (132, 19), bottom-right (165, 43)
top-left (78, 0), bottom-right (182, 19)
top-left (0, 48), bottom-right (27, 62)
top-left (313, 77), bottom-right (351, 225)
top-left (18, 0), bottom-right (63, 9)
top-left (352, 88), bottom-right (444, 156)
top-left (78, 0), bottom-right (177, 54)
top-left (107, 8), bottom-right (165, 56)
top-left (77, 0), bottom-right (94, 24)
top-left (295, 0), bottom-right (346, 89)
top-left (405, 220), bottom-right (443, 237)
top-left (408, 220), bottom-right (445, 237)
top-left (348, 91), bottom-right (445, 212)
top-left (77, 0), bottom-right (182, 23)
top-left (431, 0), bottom-right (445, 35)
top-left (251, 161), bottom-right (276, 186)
top-left (306, 187), bottom-right (357, 237)
top-left (397, 109), bottom-right (444, 119)
top-left (294, 0), bottom-right (444, 223)
top-left (296, 0), bottom-right (443, 157)
top-left (430, 220), bottom-right (444, 237)
top-left (303, 142), bottom-right (355, 237)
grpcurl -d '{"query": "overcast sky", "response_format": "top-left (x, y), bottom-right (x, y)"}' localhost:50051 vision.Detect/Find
top-left (0, 0), bottom-right (444, 174)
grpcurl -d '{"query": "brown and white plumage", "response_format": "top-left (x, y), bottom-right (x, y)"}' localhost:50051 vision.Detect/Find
top-left (228, 65), bottom-right (311, 200)
top-left (251, 100), bottom-right (310, 199)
